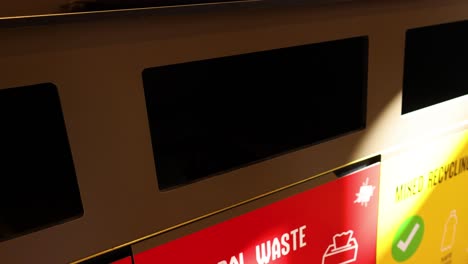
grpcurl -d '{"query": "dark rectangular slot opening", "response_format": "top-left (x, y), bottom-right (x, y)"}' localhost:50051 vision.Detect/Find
top-left (334, 155), bottom-right (381, 178)
top-left (403, 20), bottom-right (468, 114)
top-left (0, 83), bottom-right (83, 242)
top-left (61, 0), bottom-right (245, 12)
top-left (80, 246), bottom-right (134, 264)
top-left (143, 36), bottom-right (368, 190)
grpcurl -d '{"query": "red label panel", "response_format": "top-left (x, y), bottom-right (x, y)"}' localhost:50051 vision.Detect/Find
top-left (135, 164), bottom-right (380, 264)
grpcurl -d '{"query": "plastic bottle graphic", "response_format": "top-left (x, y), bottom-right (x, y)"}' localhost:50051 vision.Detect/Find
top-left (441, 210), bottom-right (458, 252)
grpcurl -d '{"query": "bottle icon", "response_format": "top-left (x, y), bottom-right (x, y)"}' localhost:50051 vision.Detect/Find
top-left (441, 210), bottom-right (458, 252)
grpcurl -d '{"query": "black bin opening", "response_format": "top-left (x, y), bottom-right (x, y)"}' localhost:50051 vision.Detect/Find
top-left (0, 83), bottom-right (83, 242)
top-left (403, 20), bottom-right (468, 114)
top-left (143, 36), bottom-right (368, 190)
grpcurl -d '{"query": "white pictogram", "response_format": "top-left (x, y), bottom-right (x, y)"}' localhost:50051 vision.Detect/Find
top-left (441, 210), bottom-right (458, 252)
top-left (397, 223), bottom-right (420, 252)
top-left (322, 230), bottom-right (358, 264)
top-left (354, 177), bottom-right (375, 207)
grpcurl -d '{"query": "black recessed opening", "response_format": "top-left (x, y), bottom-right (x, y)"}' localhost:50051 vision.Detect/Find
top-left (0, 83), bottom-right (83, 242)
top-left (403, 20), bottom-right (468, 114)
top-left (334, 155), bottom-right (381, 178)
top-left (61, 0), bottom-right (244, 12)
top-left (81, 246), bottom-right (133, 264)
top-left (143, 36), bottom-right (368, 190)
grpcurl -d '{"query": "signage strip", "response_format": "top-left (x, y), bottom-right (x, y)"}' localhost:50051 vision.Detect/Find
top-left (70, 154), bottom-right (379, 264)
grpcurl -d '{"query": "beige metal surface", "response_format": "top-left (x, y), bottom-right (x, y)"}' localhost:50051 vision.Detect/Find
top-left (0, 0), bottom-right (352, 18)
top-left (130, 170), bottom-right (339, 255)
top-left (0, 0), bottom-right (260, 20)
top-left (0, 0), bottom-right (468, 263)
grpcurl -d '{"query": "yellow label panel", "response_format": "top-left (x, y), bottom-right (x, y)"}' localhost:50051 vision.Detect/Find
top-left (377, 129), bottom-right (468, 264)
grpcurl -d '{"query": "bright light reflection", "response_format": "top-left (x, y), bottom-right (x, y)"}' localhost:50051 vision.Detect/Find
top-left (350, 91), bottom-right (468, 263)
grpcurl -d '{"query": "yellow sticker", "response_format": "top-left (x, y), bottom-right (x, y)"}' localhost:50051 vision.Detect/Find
top-left (377, 129), bottom-right (468, 264)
